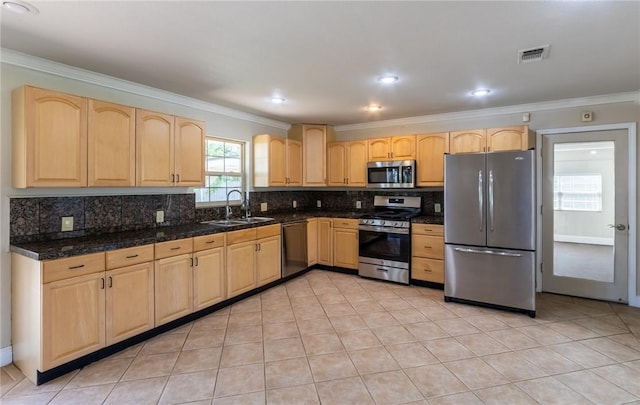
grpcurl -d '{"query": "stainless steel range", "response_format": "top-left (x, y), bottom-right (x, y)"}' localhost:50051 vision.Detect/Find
top-left (358, 195), bottom-right (421, 284)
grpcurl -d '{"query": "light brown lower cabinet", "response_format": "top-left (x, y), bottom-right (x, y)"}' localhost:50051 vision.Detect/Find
top-left (307, 218), bottom-right (318, 266)
top-left (193, 234), bottom-right (226, 310)
top-left (12, 248), bottom-right (156, 384)
top-left (317, 218), bottom-right (333, 266)
top-left (105, 257), bottom-right (155, 345)
top-left (154, 239), bottom-right (194, 326)
top-left (332, 218), bottom-right (359, 269)
top-left (42, 271), bottom-right (106, 371)
top-left (227, 224), bottom-right (281, 298)
top-left (411, 224), bottom-right (445, 283)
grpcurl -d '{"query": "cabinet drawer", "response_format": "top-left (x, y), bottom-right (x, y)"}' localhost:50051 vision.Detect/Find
top-left (333, 218), bottom-right (358, 229)
top-left (155, 238), bottom-right (193, 259)
top-left (411, 257), bottom-right (444, 283)
top-left (43, 252), bottom-right (105, 283)
top-left (412, 224), bottom-right (444, 236)
top-left (412, 235), bottom-right (444, 259)
top-left (227, 228), bottom-right (257, 245)
top-left (106, 245), bottom-right (154, 269)
top-left (193, 233), bottom-right (226, 251)
top-left (256, 224), bottom-right (281, 239)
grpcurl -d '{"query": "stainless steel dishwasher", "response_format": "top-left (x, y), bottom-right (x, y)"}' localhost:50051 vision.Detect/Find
top-left (282, 220), bottom-right (308, 278)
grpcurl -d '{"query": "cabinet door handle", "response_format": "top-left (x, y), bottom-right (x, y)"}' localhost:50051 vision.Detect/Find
top-left (68, 264), bottom-right (85, 270)
top-left (171, 247), bottom-right (181, 251)
top-left (108, 276), bottom-right (113, 288)
top-left (257, 243), bottom-right (261, 251)
top-left (423, 268), bottom-right (432, 272)
top-left (195, 257), bottom-right (199, 266)
top-left (205, 240), bottom-right (215, 244)
top-left (125, 254), bottom-right (139, 259)
top-left (100, 278), bottom-right (105, 289)
top-left (172, 174), bottom-right (175, 183)
top-left (424, 246), bottom-right (432, 249)
top-left (176, 174), bottom-right (180, 183)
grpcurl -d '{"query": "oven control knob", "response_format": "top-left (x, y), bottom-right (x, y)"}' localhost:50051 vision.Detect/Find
top-left (394, 221), bottom-right (402, 227)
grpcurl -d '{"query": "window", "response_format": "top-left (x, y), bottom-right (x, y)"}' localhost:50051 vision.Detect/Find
top-left (195, 137), bottom-right (244, 206)
top-left (553, 174), bottom-right (602, 211)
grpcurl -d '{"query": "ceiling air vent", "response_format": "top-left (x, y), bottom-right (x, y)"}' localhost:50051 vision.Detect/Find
top-left (517, 44), bottom-right (550, 64)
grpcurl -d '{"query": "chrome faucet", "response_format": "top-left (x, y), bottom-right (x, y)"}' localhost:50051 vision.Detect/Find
top-left (225, 189), bottom-right (247, 220)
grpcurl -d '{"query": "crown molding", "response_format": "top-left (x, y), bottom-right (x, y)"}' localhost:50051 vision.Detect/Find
top-left (335, 91), bottom-right (640, 132)
top-left (0, 48), bottom-right (291, 130)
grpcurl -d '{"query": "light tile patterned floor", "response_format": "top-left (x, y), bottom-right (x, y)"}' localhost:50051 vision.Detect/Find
top-left (2, 269), bottom-right (640, 404)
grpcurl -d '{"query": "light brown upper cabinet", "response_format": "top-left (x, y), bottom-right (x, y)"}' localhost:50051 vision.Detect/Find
top-left (416, 133), bottom-right (449, 187)
top-left (486, 126), bottom-right (534, 152)
top-left (367, 135), bottom-right (416, 161)
top-left (289, 124), bottom-right (336, 186)
top-left (253, 134), bottom-right (302, 187)
top-left (136, 110), bottom-right (205, 187)
top-left (449, 129), bottom-right (486, 154)
top-left (450, 126), bottom-right (534, 154)
top-left (174, 117), bottom-right (206, 186)
top-left (327, 140), bottom-right (368, 187)
top-left (12, 86), bottom-right (88, 188)
top-left (88, 100), bottom-right (136, 187)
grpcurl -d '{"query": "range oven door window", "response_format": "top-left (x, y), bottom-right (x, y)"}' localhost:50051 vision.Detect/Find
top-left (358, 229), bottom-right (410, 262)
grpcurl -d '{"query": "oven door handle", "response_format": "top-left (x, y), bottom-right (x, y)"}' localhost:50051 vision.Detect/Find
top-left (358, 225), bottom-right (409, 235)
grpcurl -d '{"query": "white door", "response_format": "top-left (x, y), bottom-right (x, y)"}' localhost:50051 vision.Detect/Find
top-left (541, 129), bottom-right (629, 302)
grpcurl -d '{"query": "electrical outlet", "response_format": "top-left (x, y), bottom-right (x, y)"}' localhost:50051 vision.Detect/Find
top-left (356, 201), bottom-right (362, 209)
top-left (156, 210), bottom-right (164, 223)
top-left (522, 112), bottom-right (530, 122)
top-left (61, 216), bottom-right (74, 232)
top-left (261, 202), bottom-right (268, 212)
top-left (293, 200), bottom-right (297, 208)
top-left (434, 203), bottom-right (441, 213)
top-left (316, 200), bottom-right (322, 208)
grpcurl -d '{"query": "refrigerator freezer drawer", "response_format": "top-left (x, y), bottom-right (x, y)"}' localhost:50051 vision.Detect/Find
top-left (444, 244), bottom-right (535, 312)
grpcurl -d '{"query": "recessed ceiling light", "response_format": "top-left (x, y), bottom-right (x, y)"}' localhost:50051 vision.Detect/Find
top-left (471, 88), bottom-right (491, 97)
top-left (2, 0), bottom-right (38, 14)
top-left (590, 150), bottom-right (597, 155)
top-left (377, 75), bottom-right (399, 84)
top-left (271, 97), bottom-right (285, 104)
top-left (367, 105), bottom-right (383, 112)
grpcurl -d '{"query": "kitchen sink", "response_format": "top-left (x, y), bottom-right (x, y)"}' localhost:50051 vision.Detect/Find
top-left (200, 217), bottom-right (274, 227)
top-left (200, 219), bottom-right (248, 227)
top-left (241, 216), bottom-right (275, 223)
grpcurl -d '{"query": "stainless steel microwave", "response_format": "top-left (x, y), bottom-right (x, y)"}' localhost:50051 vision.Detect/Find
top-left (366, 160), bottom-right (416, 188)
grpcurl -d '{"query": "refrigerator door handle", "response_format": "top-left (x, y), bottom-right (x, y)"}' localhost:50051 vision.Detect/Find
top-left (478, 170), bottom-right (483, 232)
top-left (488, 169), bottom-right (494, 232)
top-left (453, 247), bottom-right (523, 257)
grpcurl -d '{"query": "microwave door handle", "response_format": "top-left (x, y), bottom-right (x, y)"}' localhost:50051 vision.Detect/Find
top-left (478, 170), bottom-right (483, 232)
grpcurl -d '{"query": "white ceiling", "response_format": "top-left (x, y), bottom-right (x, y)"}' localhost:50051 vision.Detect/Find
top-left (1, 1), bottom-right (639, 126)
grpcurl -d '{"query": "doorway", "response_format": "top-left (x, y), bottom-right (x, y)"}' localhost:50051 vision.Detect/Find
top-left (539, 124), bottom-right (636, 304)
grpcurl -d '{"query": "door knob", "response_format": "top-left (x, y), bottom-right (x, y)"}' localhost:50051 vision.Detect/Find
top-left (608, 224), bottom-right (627, 231)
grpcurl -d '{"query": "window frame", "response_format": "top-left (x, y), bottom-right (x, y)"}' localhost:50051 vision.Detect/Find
top-left (195, 136), bottom-right (245, 208)
top-left (553, 174), bottom-right (603, 212)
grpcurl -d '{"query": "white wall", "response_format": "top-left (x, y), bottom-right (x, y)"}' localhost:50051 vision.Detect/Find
top-left (0, 61), bottom-right (288, 354)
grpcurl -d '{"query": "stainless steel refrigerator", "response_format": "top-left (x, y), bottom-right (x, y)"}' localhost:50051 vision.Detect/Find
top-left (444, 150), bottom-right (536, 317)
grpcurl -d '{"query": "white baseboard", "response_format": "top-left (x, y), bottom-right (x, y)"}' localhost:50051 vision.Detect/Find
top-left (0, 346), bottom-right (12, 367)
top-left (554, 235), bottom-right (614, 246)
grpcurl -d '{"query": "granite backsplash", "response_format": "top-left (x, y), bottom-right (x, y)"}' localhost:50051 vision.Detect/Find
top-left (11, 189), bottom-right (443, 244)
top-left (10, 194), bottom-right (196, 244)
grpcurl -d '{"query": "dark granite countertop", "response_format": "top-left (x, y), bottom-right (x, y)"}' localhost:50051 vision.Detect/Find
top-left (411, 215), bottom-right (445, 225)
top-left (10, 210), bottom-right (367, 261)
